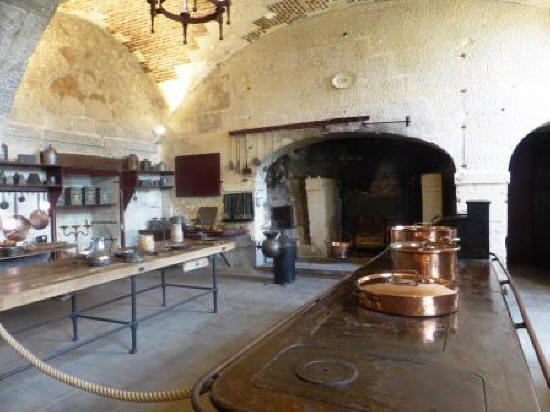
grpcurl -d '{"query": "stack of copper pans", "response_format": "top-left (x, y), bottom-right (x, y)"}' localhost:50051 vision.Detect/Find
top-left (356, 225), bottom-right (460, 317)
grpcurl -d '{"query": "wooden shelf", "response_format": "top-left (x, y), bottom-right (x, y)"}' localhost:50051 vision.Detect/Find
top-left (57, 204), bottom-right (116, 210)
top-left (137, 170), bottom-right (174, 176)
top-left (0, 161), bottom-right (61, 170)
top-left (63, 167), bottom-right (120, 177)
top-left (0, 185), bottom-right (62, 193)
top-left (137, 186), bottom-right (174, 190)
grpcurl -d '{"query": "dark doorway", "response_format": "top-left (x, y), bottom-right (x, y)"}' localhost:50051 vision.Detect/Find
top-left (508, 130), bottom-right (550, 266)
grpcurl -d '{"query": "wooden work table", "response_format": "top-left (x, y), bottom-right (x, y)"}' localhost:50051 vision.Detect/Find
top-left (0, 241), bottom-right (235, 312)
top-left (0, 240), bottom-right (235, 380)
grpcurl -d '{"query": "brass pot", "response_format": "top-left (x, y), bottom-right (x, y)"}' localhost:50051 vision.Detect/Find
top-left (124, 154), bottom-right (139, 171)
top-left (356, 272), bottom-right (458, 317)
top-left (391, 225), bottom-right (458, 243)
top-left (391, 241), bottom-right (460, 282)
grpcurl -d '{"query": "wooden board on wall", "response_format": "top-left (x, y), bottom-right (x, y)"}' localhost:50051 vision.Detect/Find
top-left (175, 153), bottom-right (220, 197)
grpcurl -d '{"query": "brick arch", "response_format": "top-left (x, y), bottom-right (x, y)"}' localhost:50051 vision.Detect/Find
top-left (0, 0), bottom-right (59, 118)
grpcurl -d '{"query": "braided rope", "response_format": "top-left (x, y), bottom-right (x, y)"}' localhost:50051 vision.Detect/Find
top-left (0, 323), bottom-right (190, 402)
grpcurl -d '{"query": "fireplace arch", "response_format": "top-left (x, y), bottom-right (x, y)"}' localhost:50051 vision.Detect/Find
top-left (253, 132), bottom-right (457, 258)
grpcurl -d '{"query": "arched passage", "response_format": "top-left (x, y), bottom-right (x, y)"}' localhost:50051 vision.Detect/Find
top-left (508, 127), bottom-right (550, 266)
top-left (256, 133), bottom-right (457, 258)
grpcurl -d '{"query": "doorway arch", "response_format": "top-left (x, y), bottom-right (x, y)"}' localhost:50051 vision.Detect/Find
top-left (508, 127), bottom-right (550, 265)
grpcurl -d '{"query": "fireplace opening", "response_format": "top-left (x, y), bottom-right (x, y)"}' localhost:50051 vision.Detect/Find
top-left (264, 135), bottom-right (456, 258)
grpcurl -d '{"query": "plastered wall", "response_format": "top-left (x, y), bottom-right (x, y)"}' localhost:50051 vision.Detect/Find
top-left (163, 0), bottom-right (550, 259)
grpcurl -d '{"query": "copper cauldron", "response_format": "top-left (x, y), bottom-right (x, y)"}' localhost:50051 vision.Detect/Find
top-left (391, 225), bottom-right (458, 243)
top-left (391, 241), bottom-right (460, 282)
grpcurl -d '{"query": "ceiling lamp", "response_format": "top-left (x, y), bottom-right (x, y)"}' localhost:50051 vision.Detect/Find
top-left (147, 0), bottom-right (231, 45)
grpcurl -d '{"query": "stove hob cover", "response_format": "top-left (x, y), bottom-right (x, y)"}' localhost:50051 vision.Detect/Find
top-left (247, 345), bottom-right (486, 411)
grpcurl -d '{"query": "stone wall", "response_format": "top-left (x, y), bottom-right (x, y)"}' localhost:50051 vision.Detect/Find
top-left (163, 0), bottom-right (550, 259)
top-left (1, 11), bottom-right (168, 247)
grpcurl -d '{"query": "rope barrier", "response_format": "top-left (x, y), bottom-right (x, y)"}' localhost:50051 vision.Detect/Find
top-left (0, 323), bottom-right (190, 403)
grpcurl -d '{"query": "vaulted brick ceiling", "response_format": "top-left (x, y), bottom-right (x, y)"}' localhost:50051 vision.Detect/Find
top-left (58, 0), bottom-right (550, 92)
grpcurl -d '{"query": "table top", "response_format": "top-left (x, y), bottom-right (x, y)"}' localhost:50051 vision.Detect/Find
top-left (207, 257), bottom-right (540, 411)
top-left (0, 241), bottom-right (235, 312)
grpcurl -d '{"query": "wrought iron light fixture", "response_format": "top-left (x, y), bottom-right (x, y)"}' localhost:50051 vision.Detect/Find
top-left (147, 0), bottom-right (231, 45)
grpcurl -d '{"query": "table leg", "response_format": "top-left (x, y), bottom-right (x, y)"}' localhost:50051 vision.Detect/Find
top-left (130, 275), bottom-right (138, 354)
top-left (212, 255), bottom-right (218, 313)
top-left (161, 269), bottom-right (167, 307)
top-left (71, 294), bottom-right (78, 341)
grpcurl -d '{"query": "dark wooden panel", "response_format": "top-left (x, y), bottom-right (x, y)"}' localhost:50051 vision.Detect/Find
top-left (175, 153), bottom-right (220, 197)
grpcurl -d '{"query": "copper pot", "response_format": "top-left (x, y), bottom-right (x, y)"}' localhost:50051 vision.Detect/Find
top-left (391, 225), bottom-right (458, 243)
top-left (326, 241), bottom-right (351, 259)
top-left (356, 272), bottom-right (458, 317)
top-left (391, 241), bottom-right (460, 282)
top-left (3, 193), bottom-right (30, 242)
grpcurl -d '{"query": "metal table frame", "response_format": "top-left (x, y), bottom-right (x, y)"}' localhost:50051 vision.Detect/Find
top-left (0, 253), bottom-right (224, 381)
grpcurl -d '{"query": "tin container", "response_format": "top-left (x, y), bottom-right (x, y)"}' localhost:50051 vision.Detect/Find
top-left (96, 187), bottom-right (111, 205)
top-left (391, 241), bottom-right (460, 282)
top-left (83, 187), bottom-right (96, 205)
top-left (41, 145), bottom-right (58, 165)
top-left (65, 187), bottom-right (83, 205)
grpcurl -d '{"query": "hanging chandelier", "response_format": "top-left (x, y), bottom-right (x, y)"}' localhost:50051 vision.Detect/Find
top-left (147, 0), bottom-right (231, 45)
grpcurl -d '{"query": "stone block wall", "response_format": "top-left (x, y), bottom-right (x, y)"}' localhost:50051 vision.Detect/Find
top-left (0, 10), bottom-right (167, 247)
top-left (163, 0), bottom-right (550, 259)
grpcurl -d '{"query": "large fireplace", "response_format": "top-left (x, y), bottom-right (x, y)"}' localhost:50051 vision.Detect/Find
top-left (263, 135), bottom-right (456, 258)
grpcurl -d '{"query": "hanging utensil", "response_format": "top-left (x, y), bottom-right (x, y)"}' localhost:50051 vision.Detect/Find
top-left (29, 192), bottom-right (50, 230)
top-left (228, 137), bottom-right (235, 171)
top-left (236, 137), bottom-right (241, 173)
top-left (18, 192), bottom-right (25, 203)
top-left (252, 134), bottom-right (261, 166)
top-left (242, 134), bottom-right (252, 175)
top-left (0, 193), bottom-right (8, 210)
top-left (3, 192), bottom-right (30, 242)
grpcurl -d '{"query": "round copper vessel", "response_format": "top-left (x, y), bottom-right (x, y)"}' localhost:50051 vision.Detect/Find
top-left (356, 272), bottom-right (458, 317)
top-left (391, 241), bottom-right (460, 282)
top-left (390, 225), bottom-right (458, 243)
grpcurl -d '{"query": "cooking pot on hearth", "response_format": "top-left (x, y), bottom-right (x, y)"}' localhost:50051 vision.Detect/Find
top-left (391, 225), bottom-right (458, 243)
top-left (391, 241), bottom-right (460, 282)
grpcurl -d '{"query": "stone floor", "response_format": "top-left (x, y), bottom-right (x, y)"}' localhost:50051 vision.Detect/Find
top-left (508, 264), bottom-right (550, 411)
top-left (0, 267), bottom-right (339, 411)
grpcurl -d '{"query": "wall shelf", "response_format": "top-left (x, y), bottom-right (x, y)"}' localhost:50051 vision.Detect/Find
top-left (0, 161), bottom-right (61, 170)
top-left (0, 185), bottom-right (62, 193)
top-left (57, 203), bottom-right (116, 210)
top-left (137, 186), bottom-right (174, 190)
top-left (137, 171), bottom-right (175, 176)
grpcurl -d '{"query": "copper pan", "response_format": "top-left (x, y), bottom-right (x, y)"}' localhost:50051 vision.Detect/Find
top-left (356, 272), bottom-right (458, 317)
top-left (391, 241), bottom-right (459, 282)
top-left (391, 225), bottom-right (458, 243)
top-left (3, 193), bottom-right (30, 242)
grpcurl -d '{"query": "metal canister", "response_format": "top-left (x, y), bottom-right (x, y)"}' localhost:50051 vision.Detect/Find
top-left (391, 241), bottom-right (460, 282)
top-left (96, 187), bottom-right (111, 205)
top-left (65, 187), bottom-right (83, 205)
top-left (83, 187), bottom-right (96, 205)
top-left (140, 159), bottom-right (152, 171)
top-left (41, 145), bottom-right (58, 165)
top-left (124, 154), bottom-right (139, 171)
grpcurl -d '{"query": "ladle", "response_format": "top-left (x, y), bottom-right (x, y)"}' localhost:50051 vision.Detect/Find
top-left (0, 193), bottom-right (8, 210)
top-left (18, 192), bottom-right (25, 203)
top-left (252, 134), bottom-right (261, 166)
top-left (236, 137), bottom-right (241, 173)
top-left (228, 138), bottom-right (235, 171)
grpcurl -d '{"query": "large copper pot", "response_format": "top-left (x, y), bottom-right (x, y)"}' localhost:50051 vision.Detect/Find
top-left (391, 241), bottom-right (460, 282)
top-left (391, 225), bottom-right (458, 243)
top-left (357, 272), bottom-right (458, 317)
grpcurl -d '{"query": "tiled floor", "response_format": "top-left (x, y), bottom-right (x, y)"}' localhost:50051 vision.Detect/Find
top-left (508, 264), bottom-right (550, 411)
top-left (0, 268), bottom-right (339, 411)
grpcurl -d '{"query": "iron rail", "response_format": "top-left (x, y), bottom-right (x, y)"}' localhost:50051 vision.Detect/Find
top-left (0, 254), bottom-right (221, 381)
top-left (491, 253), bottom-right (550, 388)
